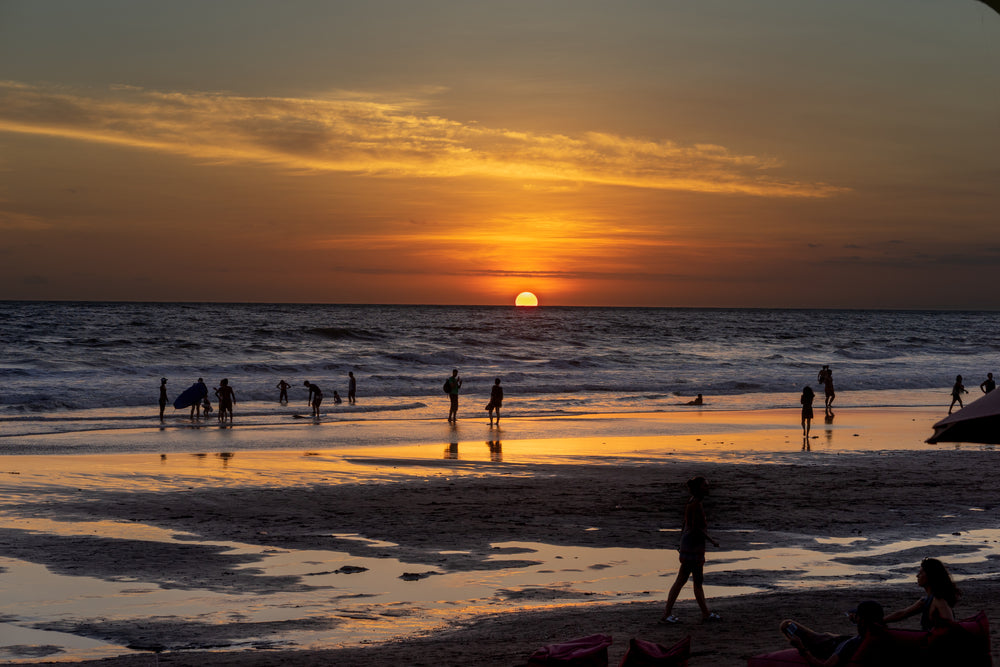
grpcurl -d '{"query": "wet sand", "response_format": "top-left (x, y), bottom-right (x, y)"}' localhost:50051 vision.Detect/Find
top-left (1, 407), bottom-right (998, 665)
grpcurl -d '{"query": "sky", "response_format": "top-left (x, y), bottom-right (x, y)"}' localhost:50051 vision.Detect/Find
top-left (1, 1), bottom-right (998, 308)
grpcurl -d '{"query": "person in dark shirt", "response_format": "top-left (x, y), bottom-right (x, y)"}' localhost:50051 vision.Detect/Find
top-left (487, 378), bottom-right (504, 426)
top-left (158, 378), bottom-right (168, 422)
top-left (304, 381), bottom-right (323, 418)
top-left (780, 600), bottom-right (885, 667)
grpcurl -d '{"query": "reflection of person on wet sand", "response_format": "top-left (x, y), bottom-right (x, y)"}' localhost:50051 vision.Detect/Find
top-left (780, 600), bottom-right (885, 667)
top-left (948, 375), bottom-right (967, 415)
top-left (686, 394), bottom-right (704, 406)
top-left (158, 378), bottom-right (168, 422)
top-left (801, 386), bottom-right (815, 438)
top-left (817, 365), bottom-right (835, 416)
top-left (660, 476), bottom-right (720, 625)
top-left (276, 379), bottom-right (290, 403)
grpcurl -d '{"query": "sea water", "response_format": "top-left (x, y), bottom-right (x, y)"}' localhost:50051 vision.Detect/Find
top-left (0, 302), bottom-right (997, 432)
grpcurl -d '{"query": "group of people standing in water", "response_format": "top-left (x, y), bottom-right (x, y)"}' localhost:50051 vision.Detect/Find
top-left (797, 365), bottom-right (997, 434)
top-left (158, 377), bottom-right (234, 423)
top-left (660, 475), bottom-right (965, 665)
top-left (158, 369), bottom-right (509, 424)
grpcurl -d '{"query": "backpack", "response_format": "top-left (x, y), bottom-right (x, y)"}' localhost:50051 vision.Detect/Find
top-left (443, 379), bottom-right (452, 394)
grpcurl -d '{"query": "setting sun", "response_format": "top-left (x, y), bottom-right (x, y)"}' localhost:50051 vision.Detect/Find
top-left (515, 291), bottom-right (539, 307)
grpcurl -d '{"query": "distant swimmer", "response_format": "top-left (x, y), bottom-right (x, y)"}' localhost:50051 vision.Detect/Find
top-left (980, 373), bottom-right (995, 395)
top-left (817, 365), bottom-right (835, 416)
top-left (949, 375), bottom-right (967, 415)
top-left (216, 379), bottom-right (235, 423)
top-left (445, 368), bottom-right (463, 422)
top-left (304, 381), bottom-right (323, 418)
top-left (348, 371), bottom-right (357, 404)
top-left (276, 379), bottom-right (290, 403)
top-left (686, 394), bottom-right (704, 406)
top-left (487, 377), bottom-right (504, 426)
top-left (801, 386), bottom-right (815, 438)
top-left (333, 390), bottom-right (343, 405)
top-left (158, 378), bottom-right (168, 422)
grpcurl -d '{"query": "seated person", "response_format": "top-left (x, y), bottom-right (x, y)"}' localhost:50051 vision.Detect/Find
top-left (779, 600), bottom-right (885, 667)
top-left (884, 557), bottom-right (958, 630)
top-left (686, 394), bottom-right (704, 406)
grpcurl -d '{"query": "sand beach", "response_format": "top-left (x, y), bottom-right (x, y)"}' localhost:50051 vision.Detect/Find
top-left (1, 407), bottom-right (998, 666)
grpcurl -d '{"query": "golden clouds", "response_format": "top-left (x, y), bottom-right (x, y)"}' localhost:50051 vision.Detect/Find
top-left (0, 81), bottom-right (844, 198)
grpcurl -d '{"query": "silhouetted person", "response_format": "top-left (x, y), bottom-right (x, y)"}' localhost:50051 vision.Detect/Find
top-left (304, 381), bottom-right (323, 418)
top-left (445, 368), bottom-right (462, 422)
top-left (980, 373), bottom-right (995, 395)
top-left (487, 377), bottom-right (503, 426)
top-left (884, 557), bottom-right (959, 631)
top-left (818, 365), bottom-right (835, 416)
top-left (276, 379), bottom-right (290, 403)
top-left (191, 377), bottom-right (208, 419)
top-left (801, 386), bottom-right (815, 438)
top-left (686, 394), bottom-right (704, 406)
top-left (333, 390), bottom-right (343, 404)
top-left (158, 378), bottom-right (168, 422)
top-left (216, 379), bottom-right (235, 423)
top-left (660, 476), bottom-right (720, 625)
top-left (949, 375), bottom-right (967, 414)
top-left (348, 371), bottom-right (356, 404)
top-left (780, 600), bottom-right (885, 667)
top-left (202, 397), bottom-right (213, 419)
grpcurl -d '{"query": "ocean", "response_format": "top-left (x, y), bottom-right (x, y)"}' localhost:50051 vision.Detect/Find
top-left (1, 302), bottom-right (997, 432)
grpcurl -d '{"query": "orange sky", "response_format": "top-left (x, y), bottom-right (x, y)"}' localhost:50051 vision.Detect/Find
top-left (1, 1), bottom-right (998, 307)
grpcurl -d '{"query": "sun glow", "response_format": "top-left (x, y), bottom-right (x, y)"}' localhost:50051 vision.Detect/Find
top-left (515, 292), bottom-right (539, 307)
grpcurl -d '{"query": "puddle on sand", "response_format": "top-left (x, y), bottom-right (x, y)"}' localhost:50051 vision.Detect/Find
top-left (2, 520), bottom-right (1000, 663)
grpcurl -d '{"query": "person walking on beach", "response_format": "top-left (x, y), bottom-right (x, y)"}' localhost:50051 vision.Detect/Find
top-left (817, 365), bottom-right (835, 416)
top-left (801, 386), bottom-right (815, 438)
top-left (487, 377), bottom-right (504, 426)
top-left (276, 379), bottom-right (290, 404)
top-left (980, 373), bottom-right (995, 395)
top-left (348, 371), bottom-right (357, 404)
top-left (216, 379), bottom-right (235, 423)
top-left (445, 368), bottom-right (462, 422)
top-left (158, 378), bottom-right (169, 422)
top-left (660, 476), bottom-right (721, 625)
top-left (304, 381), bottom-right (323, 418)
top-left (949, 375), bottom-right (968, 414)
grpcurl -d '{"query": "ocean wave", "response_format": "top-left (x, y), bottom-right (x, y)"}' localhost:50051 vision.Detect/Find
top-left (308, 327), bottom-right (385, 342)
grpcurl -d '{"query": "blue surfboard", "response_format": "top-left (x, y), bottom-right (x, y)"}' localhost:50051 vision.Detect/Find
top-left (173, 383), bottom-right (207, 409)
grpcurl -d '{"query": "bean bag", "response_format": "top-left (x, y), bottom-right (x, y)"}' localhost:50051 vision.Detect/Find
top-left (527, 634), bottom-right (613, 667)
top-left (747, 612), bottom-right (991, 666)
top-left (619, 635), bottom-right (690, 666)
